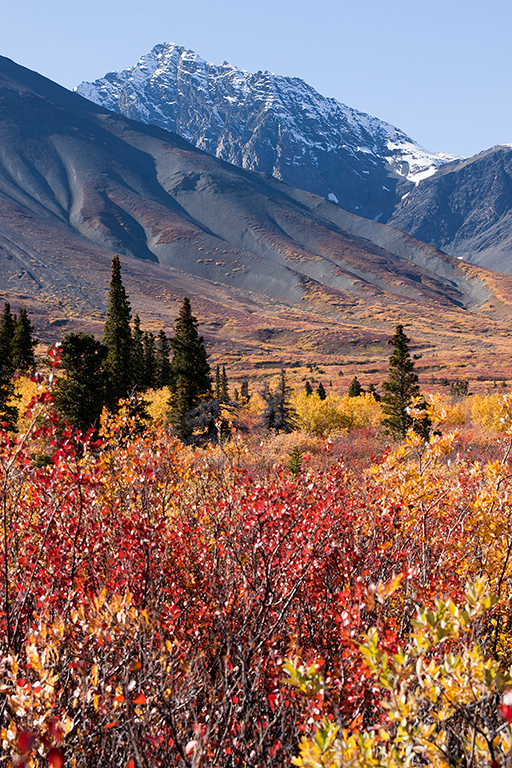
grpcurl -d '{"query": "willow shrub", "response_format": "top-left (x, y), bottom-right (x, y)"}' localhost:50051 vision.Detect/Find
top-left (292, 392), bottom-right (381, 437)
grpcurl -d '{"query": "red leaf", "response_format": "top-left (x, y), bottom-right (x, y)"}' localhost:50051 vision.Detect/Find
top-left (17, 730), bottom-right (36, 754)
top-left (133, 693), bottom-right (146, 705)
top-left (47, 747), bottom-right (65, 768)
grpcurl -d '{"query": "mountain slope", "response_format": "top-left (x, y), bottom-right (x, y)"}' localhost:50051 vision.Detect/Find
top-left (387, 146), bottom-right (512, 272)
top-left (76, 43), bottom-right (454, 222)
top-left (75, 44), bottom-right (512, 276)
top-left (2, 53), bottom-right (512, 375)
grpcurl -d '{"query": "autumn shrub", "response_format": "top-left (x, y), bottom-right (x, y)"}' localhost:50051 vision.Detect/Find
top-left (3, 382), bottom-right (512, 765)
top-left (145, 385), bottom-right (170, 424)
top-left (289, 579), bottom-right (512, 768)
top-left (292, 392), bottom-right (381, 436)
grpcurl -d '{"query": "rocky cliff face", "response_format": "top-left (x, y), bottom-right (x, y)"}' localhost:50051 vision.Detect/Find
top-left (76, 43), bottom-right (453, 222)
top-left (385, 146), bottom-right (512, 272)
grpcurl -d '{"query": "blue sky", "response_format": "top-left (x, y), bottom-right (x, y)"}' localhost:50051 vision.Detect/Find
top-left (1, 0), bottom-right (510, 158)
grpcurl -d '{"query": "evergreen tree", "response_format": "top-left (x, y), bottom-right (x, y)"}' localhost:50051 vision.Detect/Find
top-left (168, 297), bottom-right (212, 440)
top-left (348, 376), bottom-right (363, 397)
top-left (53, 333), bottom-right (108, 433)
top-left (12, 308), bottom-right (36, 372)
top-left (262, 369), bottom-right (296, 433)
top-left (215, 365), bottom-right (222, 401)
top-left (240, 380), bottom-right (250, 403)
top-left (143, 331), bottom-right (156, 389)
top-left (0, 303), bottom-right (18, 428)
top-left (0, 369), bottom-right (17, 429)
top-left (304, 381), bottom-right (313, 397)
top-left (103, 255), bottom-right (133, 407)
top-left (155, 330), bottom-right (171, 388)
top-left (367, 383), bottom-right (381, 402)
top-left (381, 324), bottom-right (423, 439)
top-left (0, 303), bottom-right (15, 372)
top-left (317, 382), bottom-right (327, 401)
top-left (220, 365), bottom-right (229, 404)
top-left (131, 315), bottom-right (145, 390)
top-left (214, 365), bottom-right (229, 403)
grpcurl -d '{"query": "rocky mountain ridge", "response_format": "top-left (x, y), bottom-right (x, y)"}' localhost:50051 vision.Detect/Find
top-left (76, 43), bottom-right (455, 223)
top-left (76, 44), bottom-right (512, 274)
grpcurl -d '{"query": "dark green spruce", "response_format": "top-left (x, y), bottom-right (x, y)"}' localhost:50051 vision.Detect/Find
top-left (103, 255), bottom-right (133, 407)
top-left (12, 308), bottom-right (36, 372)
top-left (53, 333), bottom-right (108, 433)
top-left (155, 330), bottom-right (171, 388)
top-left (0, 303), bottom-right (17, 428)
top-left (381, 324), bottom-right (430, 439)
top-left (168, 297), bottom-right (212, 441)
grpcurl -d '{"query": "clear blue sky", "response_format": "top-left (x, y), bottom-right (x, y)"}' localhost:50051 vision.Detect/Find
top-left (1, 0), bottom-right (511, 158)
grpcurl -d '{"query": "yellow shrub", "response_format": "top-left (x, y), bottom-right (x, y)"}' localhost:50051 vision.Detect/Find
top-left (12, 375), bottom-right (39, 430)
top-left (426, 393), bottom-right (467, 427)
top-left (260, 431), bottom-right (323, 466)
top-left (471, 393), bottom-right (503, 430)
top-left (292, 392), bottom-right (381, 436)
top-left (145, 387), bottom-right (170, 424)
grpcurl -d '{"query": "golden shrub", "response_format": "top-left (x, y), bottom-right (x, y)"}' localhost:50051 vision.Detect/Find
top-left (292, 392), bottom-right (381, 436)
top-left (145, 387), bottom-right (170, 424)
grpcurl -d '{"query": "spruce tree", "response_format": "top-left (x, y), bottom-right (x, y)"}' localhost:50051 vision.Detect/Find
top-left (168, 297), bottom-right (212, 440)
top-left (381, 325), bottom-right (421, 438)
top-left (53, 333), bottom-right (108, 432)
top-left (12, 308), bottom-right (36, 372)
top-left (220, 365), bottom-right (229, 404)
top-left (0, 303), bottom-right (15, 372)
top-left (143, 331), bottom-right (156, 389)
top-left (214, 365), bottom-right (229, 404)
top-left (0, 369), bottom-right (17, 429)
top-left (240, 380), bottom-right (250, 404)
top-left (317, 382), bottom-right (327, 401)
top-left (0, 303), bottom-right (18, 428)
top-left (103, 255), bottom-right (133, 407)
top-left (215, 365), bottom-right (222, 401)
top-left (348, 376), bottom-right (363, 397)
top-left (155, 330), bottom-right (171, 388)
top-left (262, 369), bottom-right (296, 433)
top-left (367, 383), bottom-right (381, 402)
top-left (131, 315), bottom-right (145, 390)
top-left (304, 381), bottom-right (313, 397)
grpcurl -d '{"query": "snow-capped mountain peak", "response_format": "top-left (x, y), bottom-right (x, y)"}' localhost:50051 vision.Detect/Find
top-left (76, 42), bottom-right (458, 220)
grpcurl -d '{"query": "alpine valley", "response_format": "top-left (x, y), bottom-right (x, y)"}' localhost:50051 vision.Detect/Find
top-left (1, 52), bottom-right (512, 386)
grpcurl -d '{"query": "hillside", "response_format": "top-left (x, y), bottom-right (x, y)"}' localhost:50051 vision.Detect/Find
top-left (76, 44), bottom-right (512, 275)
top-left (1, 54), bottom-right (512, 387)
top-left (387, 145), bottom-right (512, 272)
top-left (75, 42), bottom-right (455, 223)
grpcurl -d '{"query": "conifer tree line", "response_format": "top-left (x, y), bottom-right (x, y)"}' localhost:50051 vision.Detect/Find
top-left (0, 256), bottom-right (433, 445)
top-left (54, 255), bottom-right (182, 433)
top-left (0, 302), bottom-right (37, 426)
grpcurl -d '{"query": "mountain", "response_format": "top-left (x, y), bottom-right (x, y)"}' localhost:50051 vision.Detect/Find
top-left (77, 44), bottom-right (512, 276)
top-left (1, 53), bottom-right (512, 382)
top-left (387, 146), bottom-right (512, 272)
top-left (76, 43), bottom-right (455, 223)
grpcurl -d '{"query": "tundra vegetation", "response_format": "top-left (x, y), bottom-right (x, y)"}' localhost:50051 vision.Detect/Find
top-left (5, 268), bottom-right (512, 765)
